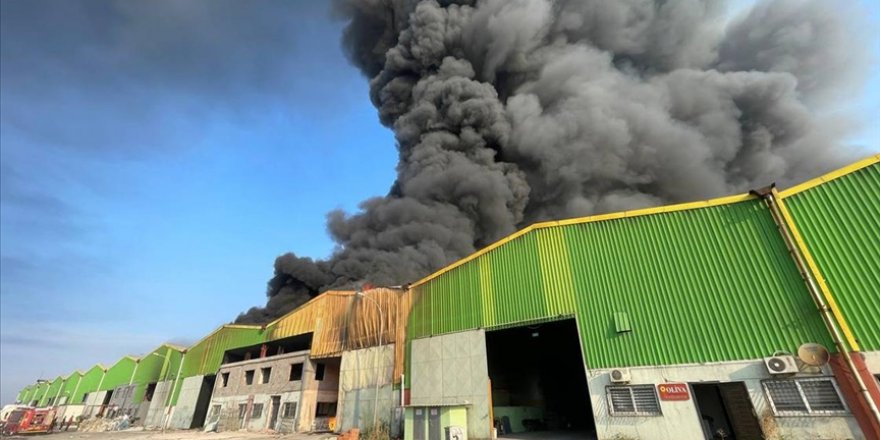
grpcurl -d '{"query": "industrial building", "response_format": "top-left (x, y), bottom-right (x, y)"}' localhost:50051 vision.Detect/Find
top-left (14, 155), bottom-right (880, 440)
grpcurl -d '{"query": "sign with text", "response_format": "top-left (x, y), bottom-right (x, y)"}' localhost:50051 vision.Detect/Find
top-left (658, 383), bottom-right (690, 401)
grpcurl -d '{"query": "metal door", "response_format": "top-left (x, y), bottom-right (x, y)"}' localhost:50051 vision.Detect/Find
top-left (428, 407), bottom-right (441, 440)
top-left (413, 408), bottom-right (426, 440)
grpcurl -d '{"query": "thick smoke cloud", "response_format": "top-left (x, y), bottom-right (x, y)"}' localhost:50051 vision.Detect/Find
top-left (237, 0), bottom-right (870, 322)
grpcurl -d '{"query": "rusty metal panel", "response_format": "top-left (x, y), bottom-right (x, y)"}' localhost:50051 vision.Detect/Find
top-left (268, 287), bottom-right (412, 382)
top-left (783, 161), bottom-right (880, 350)
top-left (270, 294), bottom-right (327, 339)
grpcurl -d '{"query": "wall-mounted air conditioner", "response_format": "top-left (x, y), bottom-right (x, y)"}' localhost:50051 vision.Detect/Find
top-left (609, 368), bottom-right (631, 384)
top-left (764, 356), bottom-right (798, 375)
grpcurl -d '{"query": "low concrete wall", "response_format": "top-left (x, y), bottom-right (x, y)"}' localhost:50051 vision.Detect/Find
top-left (589, 360), bottom-right (863, 440)
top-left (167, 375), bottom-right (204, 429)
top-left (56, 404), bottom-right (85, 423)
top-left (81, 390), bottom-right (107, 418)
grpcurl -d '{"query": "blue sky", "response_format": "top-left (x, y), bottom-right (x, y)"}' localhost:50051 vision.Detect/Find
top-left (0, 0), bottom-right (878, 405)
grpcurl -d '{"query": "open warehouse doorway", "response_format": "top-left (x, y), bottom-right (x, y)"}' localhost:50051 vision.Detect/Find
top-left (486, 319), bottom-right (595, 439)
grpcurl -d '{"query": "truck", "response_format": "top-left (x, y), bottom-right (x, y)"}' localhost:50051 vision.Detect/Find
top-left (1, 407), bottom-right (56, 435)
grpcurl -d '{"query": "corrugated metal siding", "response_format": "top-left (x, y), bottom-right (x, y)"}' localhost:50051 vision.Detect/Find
top-left (180, 326), bottom-right (268, 378)
top-left (59, 373), bottom-right (83, 404)
top-left (566, 200), bottom-right (832, 367)
top-left (409, 199), bottom-right (834, 369)
top-left (170, 325), bottom-right (268, 404)
top-left (31, 383), bottom-right (49, 405)
top-left (100, 357), bottom-right (137, 391)
top-left (17, 386), bottom-right (30, 403)
top-left (783, 162), bottom-right (880, 350)
top-left (269, 288), bottom-right (412, 381)
top-left (130, 346), bottom-right (184, 404)
top-left (270, 295), bottom-right (325, 338)
top-left (39, 377), bottom-right (64, 406)
top-left (71, 366), bottom-right (105, 404)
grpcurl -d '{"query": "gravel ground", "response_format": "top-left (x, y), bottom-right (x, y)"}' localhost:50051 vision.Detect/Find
top-left (1, 429), bottom-right (338, 440)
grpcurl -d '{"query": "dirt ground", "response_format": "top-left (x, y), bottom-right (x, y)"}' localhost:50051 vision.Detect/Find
top-left (1, 429), bottom-right (338, 440)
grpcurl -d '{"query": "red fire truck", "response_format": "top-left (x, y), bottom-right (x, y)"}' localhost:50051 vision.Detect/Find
top-left (1, 407), bottom-right (56, 435)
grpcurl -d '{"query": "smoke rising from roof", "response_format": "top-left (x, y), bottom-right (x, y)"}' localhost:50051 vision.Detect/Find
top-left (236, 0), bottom-right (870, 323)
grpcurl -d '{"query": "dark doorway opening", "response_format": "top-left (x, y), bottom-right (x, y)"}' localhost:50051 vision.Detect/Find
top-left (268, 396), bottom-right (281, 431)
top-left (99, 389), bottom-right (113, 416)
top-left (190, 375), bottom-right (216, 428)
top-left (692, 382), bottom-right (763, 440)
top-left (486, 319), bottom-right (595, 437)
top-left (144, 383), bottom-right (157, 402)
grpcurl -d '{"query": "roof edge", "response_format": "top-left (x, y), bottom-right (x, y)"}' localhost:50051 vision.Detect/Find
top-left (411, 192), bottom-right (756, 288)
top-left (779, 154), bottom-right (880, 198)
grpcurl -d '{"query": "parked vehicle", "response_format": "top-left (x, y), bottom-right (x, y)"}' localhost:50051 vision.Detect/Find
top-left (2, 407), bottom-right (56, 435)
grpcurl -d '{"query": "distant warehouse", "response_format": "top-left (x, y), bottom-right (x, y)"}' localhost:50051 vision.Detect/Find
top-left (16, 155), bottom-right (880, 440)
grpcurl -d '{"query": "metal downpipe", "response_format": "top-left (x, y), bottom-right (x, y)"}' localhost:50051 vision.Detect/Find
top-left (757, 187), bottom-right (880, 426)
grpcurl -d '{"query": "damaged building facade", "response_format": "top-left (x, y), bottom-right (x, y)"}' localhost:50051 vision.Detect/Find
top-left (16, 156), bottom-right (880, 440)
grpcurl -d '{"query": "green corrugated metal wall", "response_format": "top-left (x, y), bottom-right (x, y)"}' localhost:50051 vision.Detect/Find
top-left (24, 384), bottom-right (39, 405)
top-left (784, 162), bottom-right (880, 350)
top-left (100, 357), bottom-right (137, 391)
top-left (170, 325), bottom-right (269, 404)
top-left (34, 383), bottom-right (49, 405)
top-left (130, 345), bottom-right (184, 404)
top-left (17, 386), bottom-right (31, 404)
top-left (59, 373), bottom-right (83, 405)
top-left (39, 377), bottom-right (64, 406)
top-left (409, 199), bottom-right (835, 369)
top-left (71, 365), bottom-right (105, 404)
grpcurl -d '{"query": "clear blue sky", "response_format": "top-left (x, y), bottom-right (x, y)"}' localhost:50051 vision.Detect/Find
top-left (0, 0), bottom-right (878, 405)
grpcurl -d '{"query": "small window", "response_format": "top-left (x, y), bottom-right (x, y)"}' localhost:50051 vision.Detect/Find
top-left (315, 363), bottom-right (326, 381)
top-left (763, 378), bottom-right (847, 416)
top-left (261, 367), bottom-right (271, 384)
top-left (238, 404), bottom-right (248, 420)
top-left (244, 370), bottom-right (255, 386)
top-left (315, 401), bottom-right (337, 417)
top-left (290, 363), bottom-right (303, 381)
top-left (607, 385), bottom-right (662, 416)
top-left (209, 404), bottom-right (221, 418)
top-left (221, 372), bottom-right (230, 387)
top-left (251, 403), bottom-right (263, 419)
top-left (282, 402), bottom-right (297, 418)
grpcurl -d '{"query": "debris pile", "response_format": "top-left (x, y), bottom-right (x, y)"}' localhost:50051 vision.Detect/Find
top-left (77, 415), bottom-right (132, 432)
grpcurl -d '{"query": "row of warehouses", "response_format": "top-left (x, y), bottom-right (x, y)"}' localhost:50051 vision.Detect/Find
top-left (14, 155), bottom-right (880, 440)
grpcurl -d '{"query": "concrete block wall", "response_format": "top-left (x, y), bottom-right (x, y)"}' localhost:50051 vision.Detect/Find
top-left (209, 390), bottom-right (300, 432)
top-left (410, 330), bottom-right (490, 439)
top-left (300, 357), bottom-right (341, 431)
top-left (207, 351), bottom-right (310, 433)
top-left (588, 360), bottom-right (863, 440)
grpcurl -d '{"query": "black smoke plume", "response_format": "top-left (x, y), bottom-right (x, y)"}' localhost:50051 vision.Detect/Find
top-left (236, 0), bottom-right (870, 323)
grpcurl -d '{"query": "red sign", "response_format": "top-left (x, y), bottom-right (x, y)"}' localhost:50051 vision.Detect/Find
top-left (657, 383), bottom-right (690, 401)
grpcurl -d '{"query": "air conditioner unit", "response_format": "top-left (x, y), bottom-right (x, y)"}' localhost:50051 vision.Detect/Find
top-left (764, 355), bottom-right (798, 375)
top-left (609, 368), bottom-right (631, 384)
